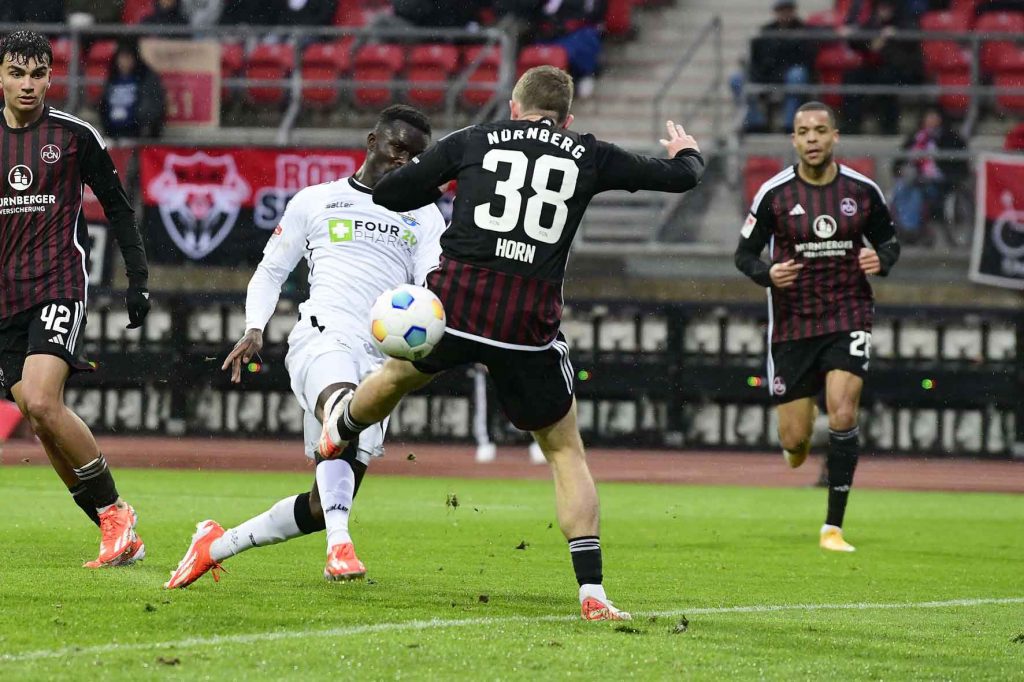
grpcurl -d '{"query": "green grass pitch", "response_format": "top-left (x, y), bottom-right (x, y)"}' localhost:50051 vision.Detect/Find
top-left (1, 465), bottom-right (1022, 680)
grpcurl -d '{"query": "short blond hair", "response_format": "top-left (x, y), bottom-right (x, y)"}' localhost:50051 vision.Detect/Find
top-left (512, 66), bottom-right (574, 124)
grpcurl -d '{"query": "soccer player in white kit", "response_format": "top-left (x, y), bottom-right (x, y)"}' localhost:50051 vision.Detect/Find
top-left (165, 106), bottom-right (445, 588)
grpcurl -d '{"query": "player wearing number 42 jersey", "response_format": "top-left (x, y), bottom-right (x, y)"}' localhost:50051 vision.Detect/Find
top-left (0, 31), bottom-right (151, 568)
top-left (318, 66), bottom-right (705, 621)
top-left (734, 102), bottom-right (900, 552)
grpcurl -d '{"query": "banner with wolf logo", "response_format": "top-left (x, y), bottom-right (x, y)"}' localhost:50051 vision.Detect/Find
top-left (141, 146), bottom-right (365, 264)
top-left (970, 154), bottom-right (1024, 290)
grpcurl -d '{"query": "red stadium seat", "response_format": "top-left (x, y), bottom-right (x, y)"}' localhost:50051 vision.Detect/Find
top-left (976, 12), bottom-right (1024, 75)
top-left (516, 45), bottom-right (569, 77)
top-left (460, 46), bottom-right (502, 109)
top-left (604, 0), bottom-right (634, 38)
top-left (333, 1), bottom-right (372, 27)
top-left (245, 44), bottom-right (295, 106)
top-left (840, 157), bottom-right (876, 178)
top-left (220, 43), bottom-right (245, 103)
top-left (806, 9), bottom-right (840, 27)
top-left (920, 11), bottom-right (972, 76)
top-left (301, 40), bottom-right (354, 107)
top-left (84, 40), bottom-right (117, 106)
top-left (995, 73), bottom-right (1024, 115)
top-left (47, 38), bottom-right (71, 106)
top-left (815, 45), bottom-right (863, 110)
top-left (743, 156), bottom-right (785, 208)
top-left (406, 44), bottom-right (459, 110)
top-left (352, 44), bottom-right (404, 109)
top-left (994, 47), bottom-right (1024, 74)
top-left (122, 0), bottom-right (155, 24)
top-left (937, 71), bottom-right (971, 116)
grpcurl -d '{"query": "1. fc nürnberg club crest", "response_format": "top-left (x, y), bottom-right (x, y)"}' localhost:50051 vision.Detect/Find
top-left (148, 152), bottom-right (251, 260)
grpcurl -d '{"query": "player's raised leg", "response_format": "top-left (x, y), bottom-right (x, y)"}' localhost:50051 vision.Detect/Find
top-left (819, 369), bottom-right (864, 552)
top-left (777, 397), bottom-right (817, 469)
top-left (320, 358), bottom-right (433, 458)
top-left (13, 354), bottom-right (143, 567)
top-left (533, 401), bottom-right (631, 621)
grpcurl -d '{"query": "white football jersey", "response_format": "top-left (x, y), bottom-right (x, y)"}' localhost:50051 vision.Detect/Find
top-left (244, 176), bottom-right (446, 344)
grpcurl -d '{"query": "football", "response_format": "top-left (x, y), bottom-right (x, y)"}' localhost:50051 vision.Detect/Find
top-left (369, 284), bottom-right (446, 361)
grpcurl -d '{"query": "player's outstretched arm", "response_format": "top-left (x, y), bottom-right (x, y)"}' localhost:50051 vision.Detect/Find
top-left (593, 121), bottom-right (704, 195)
top-left (374, 129), bottom-right (467, 211)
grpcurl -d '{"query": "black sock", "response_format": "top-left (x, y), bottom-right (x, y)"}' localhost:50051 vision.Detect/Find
top-left (825, 426), bottom-right (860, 528)
top-left (293, 492), bottom-right (326, 534)
top-left (337, 402), bottom-right (371, 442)
top-left (568, 536), bottom-right (603, 586)
top-left (69, 483), bottom-right (100, 527)
top-left (72, 454), bottom-right (119, 510)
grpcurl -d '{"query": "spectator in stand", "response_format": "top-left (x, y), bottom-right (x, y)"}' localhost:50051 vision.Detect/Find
top-left (142, 0), bottom-right (190, 25)
top-left (732, 0), bottom-right (815, 133)
top-left (890, 108), bottom-right (967, 243)
top-left (180, 0), bottom-right (225, 28)
top-left (100, 41), bottom-right (167, 140)
top-left (1006, 121), bottom-right (1024, 152)
top-left (534, 0), bottom-right (605, 99)
top-left (975, 0), bottom-right (1024, 15)
top-left (274, 0), bottom-right (337, 27)
top-left (2, 1), bottom-right (65, 23)
top-left (841, 0), bottom-right (923, 133)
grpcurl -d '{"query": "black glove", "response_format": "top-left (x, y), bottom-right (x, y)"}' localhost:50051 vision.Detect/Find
top-left (126, 286), bottom-right (151, 329)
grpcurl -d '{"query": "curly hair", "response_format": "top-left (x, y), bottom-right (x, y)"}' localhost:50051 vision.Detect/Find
top-left (0, 30), bottom-right (52, 67)
top-left (376, 104), bottom-right (432, 137)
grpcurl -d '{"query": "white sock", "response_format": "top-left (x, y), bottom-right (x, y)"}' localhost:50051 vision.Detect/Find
top-left (316, 458), bottom-right (356, 548)
top-left (579, 583), bottom-right (608, 604)
top-left (209, 495), bottom-right (302, 562)
top-left (821, 523), bottom-right (842, 533)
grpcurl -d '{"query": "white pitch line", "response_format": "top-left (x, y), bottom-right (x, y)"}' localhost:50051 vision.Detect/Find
top-left (2, 596), bottom-right (1022, 664)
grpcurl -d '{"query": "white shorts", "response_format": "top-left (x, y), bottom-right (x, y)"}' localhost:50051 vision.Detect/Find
top-left (286, 320), bottom-right (388, 464)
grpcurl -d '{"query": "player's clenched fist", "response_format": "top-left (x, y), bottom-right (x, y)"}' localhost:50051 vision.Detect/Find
top-left (659, 120), bottom-right (700, 157)
top-left (858, 247), bottom-right (881, 275)
top-left (769, 259), bottom-right (803, 288)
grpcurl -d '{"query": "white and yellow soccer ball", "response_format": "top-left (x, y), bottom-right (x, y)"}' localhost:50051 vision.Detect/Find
top-left (370, 284), bottom-right (446, 361)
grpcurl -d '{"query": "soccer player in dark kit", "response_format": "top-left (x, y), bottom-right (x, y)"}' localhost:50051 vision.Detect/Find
top-left (316, 65), bottom-right (705, 620)
top-left (735, 102), bottom-right (900, 552)
top-left (0, 31), bottom-right (151, 566)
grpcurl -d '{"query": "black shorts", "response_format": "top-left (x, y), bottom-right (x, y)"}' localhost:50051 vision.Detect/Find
top-left (0, 299), bottom-right (93, 398)
top-left (768, 330), bottom-right (871, 404)
top-left (413, 331), bottom-right (574, 432)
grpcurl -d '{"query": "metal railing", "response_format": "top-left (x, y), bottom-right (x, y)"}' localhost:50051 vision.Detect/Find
top-left (0, 22), bottom-right (518, 140)
top-left (739, 27), bottom-right (1024, 137)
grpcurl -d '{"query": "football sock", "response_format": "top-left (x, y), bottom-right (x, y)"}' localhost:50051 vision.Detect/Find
top-left (73, 454), bottom-right (119, 510)
top-left (568, 536), bottom-right (603, 586)
top-left (69, 483), bottom-right (100, 527)
top-left (825, 426), bottom-right (859, 528)
top-left (293, 492), bottom-right (326, 535)
top-left (334, 400), bottom-right (371, 443)
top-left (317, 458), bottom-right (356, 547)
top-left (210, 495), bottom-right (304, 562)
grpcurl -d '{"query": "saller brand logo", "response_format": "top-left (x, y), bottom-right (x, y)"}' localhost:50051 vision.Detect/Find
top-left (148, 152), bottom-right (252, 259)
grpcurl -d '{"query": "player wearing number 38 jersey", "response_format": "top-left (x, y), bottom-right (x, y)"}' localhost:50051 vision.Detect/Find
top-left (317, 66), bottom-right (704, 621)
